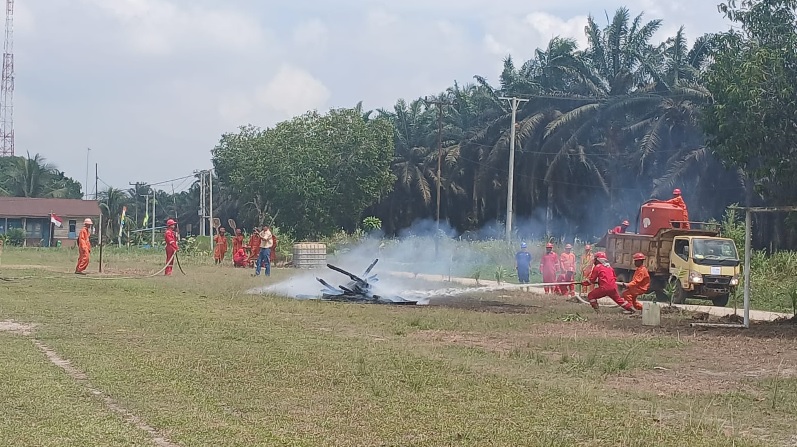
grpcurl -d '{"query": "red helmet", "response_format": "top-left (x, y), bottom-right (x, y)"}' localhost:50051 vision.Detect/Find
top-left (166, 219), bottom-right (176, 226)
top-left (633, 252), bottom-right (645, 261)
top-left (622, 220), bottom-right (630, 226)
top-left (565, 244), bottom-right (572, 249)
top-left (673, 188), bottom-right (682, 196)
top-left (546, 243), bottom-right (554, 249)
top-left (594, 251), bottom-right (608, 260)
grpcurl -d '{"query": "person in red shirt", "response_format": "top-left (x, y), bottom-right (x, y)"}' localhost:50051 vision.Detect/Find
top-left (540, 243), bottom-right (558, 293)
top-left (232, 228), bottom-right (244, 254)
top-left (232, 247), bottom-right (247, 267)
top-left (164, 219), bottom-right (179, 276)
top-left (611, 220), bottom-right (630, 234)
top-left (581, 252), bottom-right (635, 313)
top-left (620, 252), bottom-right (650, 311)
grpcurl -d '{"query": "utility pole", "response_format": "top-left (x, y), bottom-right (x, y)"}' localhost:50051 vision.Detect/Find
top-left (151, 189), bottom-right (155, 246)
top-left (498, 96), bottom-right (529, 243)
top-left (423, 96), bottom-right (454, 258)
top-left (95, 163), bottom-right (103, 272)
top-left (94, 162), bottom-right (98, 201)
top-left (199, 170), bottom-right (205, 237)
top-left (128, 182), bottom-right (141, 225)
top-left (209, 169), bottom-right (214, 253)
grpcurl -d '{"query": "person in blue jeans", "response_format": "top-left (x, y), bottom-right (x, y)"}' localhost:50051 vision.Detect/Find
top-left (515, 242), bottom-right (533, 289)
top-left (254, 226), bottom-right (273, 276)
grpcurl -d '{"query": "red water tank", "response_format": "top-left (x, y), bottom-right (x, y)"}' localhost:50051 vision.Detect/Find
top-left (639, 202), bottom-right (683, 236)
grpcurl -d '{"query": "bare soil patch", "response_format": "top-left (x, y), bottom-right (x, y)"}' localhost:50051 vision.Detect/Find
top-left (0, 320), bottom-right (36, 335)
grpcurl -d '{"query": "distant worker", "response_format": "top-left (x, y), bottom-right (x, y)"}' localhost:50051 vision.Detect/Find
top-left (247, 227), bottom-right (262, 267)
top-left (619, 252), bottom-right (650, 311)
top-left (213, 227), bottom-right (228, 265)
top-left (611, 220), bottom-right (630, 234)
top-left (254, 226), bottom-right (273, 277)
top-left (581, 252), bottom-right (635, 314)
top-left (232, 228), bottom-right (244, 254)
top-left (232, 247), bottom-right (247, 268)
top-left (540, 243), bottom-right (558, 293)
top-left (74, 218), bottom-right (92, 275)
top-left (164, 219), bottom-right (179, 276)
top-left (559, 244), bottom-right (577, 296)
top-left (580, 244), bottom-right (595, 294)
top-left (515, 242), bottom-right (533, 285)
top-left (663, 188), bottom-right (690, 229)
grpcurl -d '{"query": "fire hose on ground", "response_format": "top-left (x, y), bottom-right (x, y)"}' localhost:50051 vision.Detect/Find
top-left (0, 251), bottom-right (186, 282)
top-left (510, 280), bottom-right (626, 308)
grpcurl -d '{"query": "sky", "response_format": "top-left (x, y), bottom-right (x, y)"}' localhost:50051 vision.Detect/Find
top-left (13, 0), bottom-right (734, 195)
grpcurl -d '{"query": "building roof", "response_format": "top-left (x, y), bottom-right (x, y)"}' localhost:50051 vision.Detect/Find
top-left (0, 197), bottom-right (101, 218)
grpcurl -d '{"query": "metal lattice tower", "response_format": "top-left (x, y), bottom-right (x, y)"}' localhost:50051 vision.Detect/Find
top-left (0, 0), bottom-right (13, 157)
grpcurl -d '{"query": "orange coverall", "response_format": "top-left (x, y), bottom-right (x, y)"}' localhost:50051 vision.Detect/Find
top-left (232, 231), bottom-right (244, 254)
top-left (622, 265), bottom-right (650, 311)
top-left (214, 233), bottom-right (228, 262)
top-left (559, 251), bottom-right (576, 296)
top-left (247, 232), bottom-right (261, 266)
top-left (164, 228), bottom-right (179, 276)
top-left (664, 196), bottom-right (690, 229)
top-left (580, 253), bottom-right (595, 293)
top-left (75, 226), bottom-right (91, 273)
top-left (540, 252), bottom-right (559, 293)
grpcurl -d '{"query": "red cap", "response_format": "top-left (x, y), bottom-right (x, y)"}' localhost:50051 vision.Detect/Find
top-left (633, 252), bottom-right (645, 261)
top-left (594, 251), bottom-right (607, 260)
top-left (673, 188), bottom-right (681, 196)
top-left (546, 243), bottom-right (554, 249)
top-left (622, 220), bottom-right (629, 226)
top-left (166, 219), bottom-right (176, 226)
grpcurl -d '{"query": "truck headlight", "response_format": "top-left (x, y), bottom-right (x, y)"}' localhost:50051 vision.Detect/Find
top-left (688, 271), bottom-right (703, 284)
top-left (730, 276), bottom-right (739, 286)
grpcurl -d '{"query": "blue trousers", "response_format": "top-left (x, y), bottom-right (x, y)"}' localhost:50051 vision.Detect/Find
top-left (517, 268), bottom-right (530, 284)
top-left (256, 248), bottom-right (271, 276)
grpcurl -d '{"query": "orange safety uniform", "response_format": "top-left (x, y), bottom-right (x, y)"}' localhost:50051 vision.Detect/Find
top-left (540, 250), bottom-right (559, 293)
top-left (247, 231), bottom-right (261, 266)
top-left (213, 232), bottom-right (228, 263)
top-left (233, 248), bottom-right (247, 267)
top-left (580, 251), bottom-right (595, 293)
top-left (75, 226), bottom-right (91, 273)
top-left (622, 265), bottom-right (650, 311)
top-left (664, 196), bottom-right (690, 229)
top-left (559, 251), bottom-right (576, 296)
top-left (232, 230), bottom-right (244, 254)
top-left (164, 224), bottom-right (179, 276)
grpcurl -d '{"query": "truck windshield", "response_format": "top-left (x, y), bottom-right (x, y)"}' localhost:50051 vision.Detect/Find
top-left (692, 239), bottom-right (739, 266)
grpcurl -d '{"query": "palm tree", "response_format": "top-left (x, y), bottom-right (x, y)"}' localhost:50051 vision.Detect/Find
top-left (1, 152), bottom-right (71, 198)
top-left (98, 187), bottom-right (129, 242)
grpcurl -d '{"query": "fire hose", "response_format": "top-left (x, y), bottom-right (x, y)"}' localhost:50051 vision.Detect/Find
top-left (0, 251), bottom-right (186, 282)
top-left (516, 280), bottom-right (627, 308)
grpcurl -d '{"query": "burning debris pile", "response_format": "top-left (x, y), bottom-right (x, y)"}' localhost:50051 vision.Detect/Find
top-left (297, 259), bottom-right (419, 305)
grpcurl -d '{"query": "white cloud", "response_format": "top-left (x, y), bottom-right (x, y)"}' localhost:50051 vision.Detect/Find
top-left (82, 0), bottom-right (264, 55)
top-left (483, 12), bottom-right (589, 58)
top-left (255, 65), bottom-right (330, 118)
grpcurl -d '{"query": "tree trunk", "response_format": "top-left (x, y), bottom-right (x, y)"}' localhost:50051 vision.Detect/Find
top-left (546, 181), bottom-right (553, 238)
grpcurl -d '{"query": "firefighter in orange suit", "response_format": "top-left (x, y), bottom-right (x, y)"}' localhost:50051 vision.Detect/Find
top-left (559, 244), bottom-right (577, 296)
top-left (75, 218), bottom-right (92, 274)
top-left (619, 252), bottom-right (650, 311)
top-left (664, 188), bottom-right (690, 229)
top-left (164, 219), bottom-right (179, 276)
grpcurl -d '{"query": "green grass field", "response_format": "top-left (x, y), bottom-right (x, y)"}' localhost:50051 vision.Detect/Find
top-left (1, 247), bottom-right (796, 446)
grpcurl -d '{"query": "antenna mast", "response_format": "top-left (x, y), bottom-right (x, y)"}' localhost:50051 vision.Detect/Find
top-left (0, 0), bottom-right (14, 157)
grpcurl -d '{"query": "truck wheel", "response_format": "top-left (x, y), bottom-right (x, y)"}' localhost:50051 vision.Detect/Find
top-left (671, 279), bottom-right (687, 304)
top-left (712, 294), bottom-right (730, 307)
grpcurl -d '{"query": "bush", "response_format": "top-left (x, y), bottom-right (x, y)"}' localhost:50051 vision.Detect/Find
top-left (4, 228), bottom-right (25, 246)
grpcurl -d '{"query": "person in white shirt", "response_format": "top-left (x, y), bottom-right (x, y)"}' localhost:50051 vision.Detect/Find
top-left (255, 226), bottom-right (273, 276)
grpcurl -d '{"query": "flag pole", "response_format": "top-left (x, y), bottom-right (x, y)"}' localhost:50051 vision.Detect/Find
top-left (49, 211), bottom-right (54, 248)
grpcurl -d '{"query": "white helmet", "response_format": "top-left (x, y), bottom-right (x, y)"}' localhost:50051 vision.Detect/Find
top-left (84, 218), bottom-right (93, 225)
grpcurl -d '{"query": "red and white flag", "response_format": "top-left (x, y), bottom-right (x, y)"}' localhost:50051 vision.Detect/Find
top-left (50, 213), bottom-right (63, 228)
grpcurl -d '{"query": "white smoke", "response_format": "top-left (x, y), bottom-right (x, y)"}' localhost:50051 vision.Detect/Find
top-left (250, 217), bottom-right (602, 303)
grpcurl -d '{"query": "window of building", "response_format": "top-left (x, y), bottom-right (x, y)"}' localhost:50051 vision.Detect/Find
top-left (69, 220), bottom-right (77, 233)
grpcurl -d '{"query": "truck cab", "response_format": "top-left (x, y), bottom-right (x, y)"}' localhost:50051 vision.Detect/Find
top-left (670, 236), bottom-right (740, 306)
